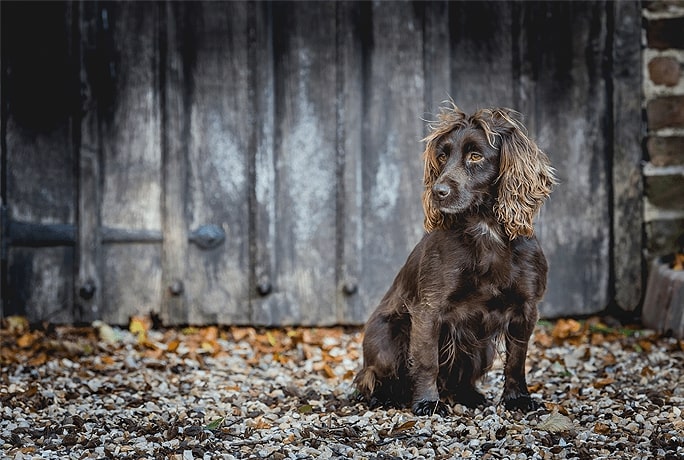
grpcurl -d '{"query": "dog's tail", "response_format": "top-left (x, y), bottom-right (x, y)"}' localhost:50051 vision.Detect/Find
top-left (353, 366), bottom-right (378, 400)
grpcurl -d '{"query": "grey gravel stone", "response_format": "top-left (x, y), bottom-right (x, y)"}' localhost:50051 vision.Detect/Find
top-left (1, 323), bottom-right (683, 459)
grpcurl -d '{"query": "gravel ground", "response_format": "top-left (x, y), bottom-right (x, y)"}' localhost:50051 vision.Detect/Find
top-left (1, 316), bottom-right (683, 460)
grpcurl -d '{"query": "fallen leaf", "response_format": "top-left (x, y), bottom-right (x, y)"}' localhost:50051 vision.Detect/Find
top-left (28, 352), bottom-right (48, 367)
top-left (249, 416), bottom-right (271, 430)
top-left (594, 422), bottom-right (611, 434)
top-left (93, 321), bottom-right (120, 343)
top-left (552, 319), bottom-right (583, 343)
top-left (205, 417), bottom-right (224, 430)
top-left (167, 339), bottom-right (180, 353)
top-left (322, 364), bottom-right (336, 378)
top-left (593, 377), bottom-right (615, 389)
top-left (602, 353), bottom-right (617, 366)
top-left (537, 410), bottom-right (575, 433)
top-left (672, 253), bottom-right (684, 270)
top-left (298, 404), bottom-right (313, 414)
top-left (4, 316), bottom-right (29, 334)
top-left (390, 420), bottom-right (416, 435)
top-left (638, 339), bottom-right (652, 352)
top-left (129, 316), bottom-right (150, 342)
top-left (17, 332), bottom-right (38, 348)
top-left (543, 403), bottom-right (569, 415)
top-left (534, 330), bottom-right (553, 348)
top-left (528, 382), bottom-right (543, 392)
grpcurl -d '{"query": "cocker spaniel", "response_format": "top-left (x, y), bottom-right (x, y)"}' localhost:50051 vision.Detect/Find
top-left (354, 103), bottom-right (556, 416)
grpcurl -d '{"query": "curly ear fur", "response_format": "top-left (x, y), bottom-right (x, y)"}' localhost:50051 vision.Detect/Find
top-left (422, 103), bottom-right (556, 238)
top-left (489, 109), bottom-right (556, 239)
top-left (422, 102), bottom-right (466, 232)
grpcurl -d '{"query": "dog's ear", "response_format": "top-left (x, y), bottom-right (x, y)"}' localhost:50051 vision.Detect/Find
top-left (422, 102), bottom-right (466, 232)
top-left (491, 110), bottom-right (557, 240)
top-left (422, 140), bottom-right (444, 232)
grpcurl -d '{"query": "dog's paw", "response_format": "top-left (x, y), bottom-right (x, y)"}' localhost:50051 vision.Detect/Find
top-left (412, 399), bottom-right (450, 417)
top-left (502, 393), bottom-right (541, 412)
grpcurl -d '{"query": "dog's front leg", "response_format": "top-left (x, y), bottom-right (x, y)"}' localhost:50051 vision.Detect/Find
top-left (409, 312), bottom-right (448, 416)
top-left (501, 305), bottom-right (540, 412)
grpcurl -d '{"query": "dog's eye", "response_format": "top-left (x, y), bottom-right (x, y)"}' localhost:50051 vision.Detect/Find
top-left (436, 148), bottom-right (449, 164)
top-left (467, 152), bottom-right (484, 162)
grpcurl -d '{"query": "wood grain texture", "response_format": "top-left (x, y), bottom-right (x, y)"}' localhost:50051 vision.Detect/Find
top-left (161, 1), bottom-right (190, 325)
top-left (182, 2), bottom-right (251, 325)
top-left (77, 1), bottom-right (103, 323)
top-left (520, 2), bottom-right (611, 317)
top-left (7, 248), bottom-right (75, 323)
top-left (99, 2), bottom-right (162, 231)
top-left (358, 1), bottom-right (426, 317)
top-left (612, 0), bottom-right (644, 311)
top-left (96, 2), bottom-right (163, 322)
top-left (2, 2), bottom-right (76, 321)
top-left (335, 2), bottom-right (365, 324)
top-left (255, 1), bottom-right (339, 325)
top-left (252, 1), bottom-right (278, 323)
top-left (449, 1), bottom-right (516, 111)
top-left (102, 244), bottom-right (162, 325)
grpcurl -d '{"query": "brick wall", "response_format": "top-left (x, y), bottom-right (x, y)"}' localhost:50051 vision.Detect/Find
top-left (644, 1), bottom-right (684, 258)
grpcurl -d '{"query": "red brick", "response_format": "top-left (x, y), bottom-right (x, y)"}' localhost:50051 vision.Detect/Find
top-left (647, 96), bottom-right (684, 129)
top-left (648, 56), bottom-right (681, 86)
top-left (647, 136), bottom-right (684, 166)
top-left (645, 173), bottom-right (684, 210)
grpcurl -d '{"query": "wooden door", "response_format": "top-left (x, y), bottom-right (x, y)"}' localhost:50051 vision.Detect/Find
top-left (1, 1), bottom-right (642, 324)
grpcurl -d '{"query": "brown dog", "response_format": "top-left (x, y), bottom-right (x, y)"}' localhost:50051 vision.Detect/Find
top-left (354, 103), bottom-right (556, 416)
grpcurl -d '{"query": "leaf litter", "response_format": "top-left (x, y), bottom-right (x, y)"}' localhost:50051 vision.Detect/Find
top-left (1, 315), bottom-right (683, 459)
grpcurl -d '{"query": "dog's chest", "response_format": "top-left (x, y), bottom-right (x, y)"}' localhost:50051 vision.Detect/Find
top-left (446, 261), bottom-right (521, 314)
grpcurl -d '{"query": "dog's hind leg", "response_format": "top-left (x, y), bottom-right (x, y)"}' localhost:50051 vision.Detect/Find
top-left (354, 310), bottom-right (411, 407)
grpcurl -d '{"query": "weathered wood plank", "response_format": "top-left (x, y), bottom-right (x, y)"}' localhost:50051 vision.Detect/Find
top-left (358, 2), bottom-right (425, 319)
top-left (335, 2), bottom-right (366, 324)
top-left (612, 0), bottom-right (644, 311)
top-left (99, 2), bottom-right (162, 232)
top-left (521, 2), bottom-right (611, 317)
top-left (449, 1), bottom-right (516, 111)
top-left (7, 248), bottom-right (75, 323)
top-left (77, 1), bottom-right (103, 323)
top-left (252, 1), bottom-right (277, 321)
top-left (102, 244), bottom-right (162, 325)
top-left (96, 2), bottom-right (163, 323)
top-left (182, 2), bottom-right (252, 325)
top-left (3, 2), bottom-right (77, 321)
top-left (423, 1), bottom-right (451, 117)
top-left (161, 1), bottom-right (190, 325)
top-left (254, 1), bottom-right (339, 325)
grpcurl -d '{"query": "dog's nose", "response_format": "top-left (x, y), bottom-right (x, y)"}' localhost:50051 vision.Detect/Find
top-left (432, 183), bottom-right (451, 200)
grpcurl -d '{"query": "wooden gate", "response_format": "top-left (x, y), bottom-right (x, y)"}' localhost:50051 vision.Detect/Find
top-left (1, 1), bottom-right (642, 325)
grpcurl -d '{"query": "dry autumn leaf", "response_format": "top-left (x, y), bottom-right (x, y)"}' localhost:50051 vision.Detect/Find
top-left (391, 420), bottom-right (417, 435)
top-left (593, 377), bottom-right (615, 389)
top-left (594, 422), bottom-right (612, 434)
top-left (672, 253), bottom-right (684, 271)
top-left (17, 332), bottom-right (38, 348)
top-left (538, 410), bottom-right (575, 433)
top-left (4, 316), bottom-right (29, 334)
top-left (552, 318), bottom-right (583, 342)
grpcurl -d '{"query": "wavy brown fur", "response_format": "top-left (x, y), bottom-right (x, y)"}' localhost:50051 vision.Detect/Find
top-left (422, 102), bottom-right (556, 239)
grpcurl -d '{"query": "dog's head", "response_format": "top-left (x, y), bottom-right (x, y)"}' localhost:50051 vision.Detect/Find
top-left (422, 102), bottom-right (556, 239)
